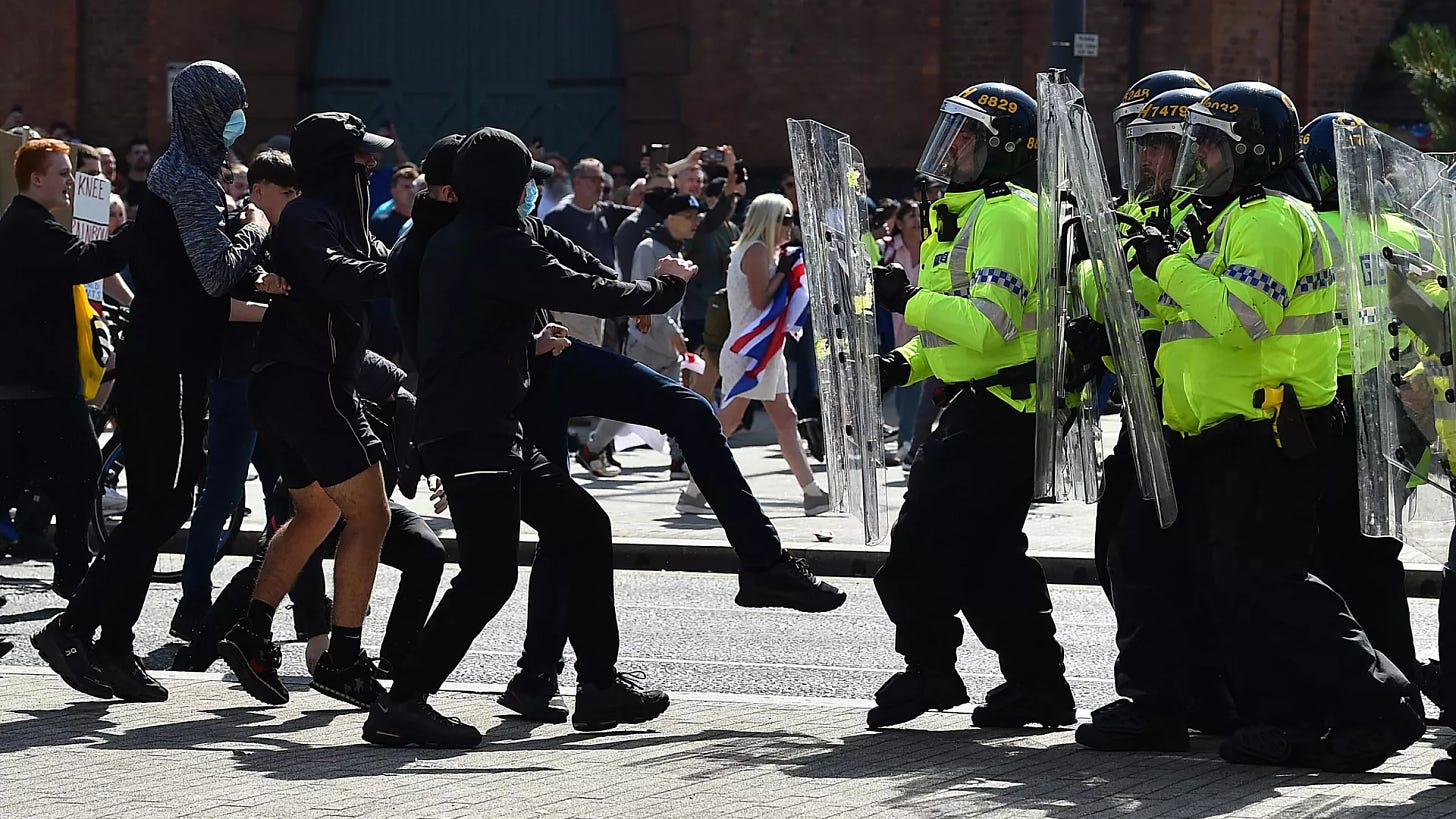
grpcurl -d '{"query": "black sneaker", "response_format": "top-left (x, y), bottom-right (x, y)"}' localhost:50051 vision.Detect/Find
top-left (93, 645), bottom-right (168, 702)
top-left (1075, 699), bottom-right (1188, 752)
top-left (1219, 722), bottom-right (1324, 768)
top-left (867, 666), bottom-right (969, 729)
top-left (217, 625), bottom-right (289, 705)
top-left (736, 556), bottom-right (846, 613)
top-left (573, 671), bottom-right (670, 732)
top-left (971, 679), bottom-right (1076, 729)
top-left (170, 643), bottom-right (217, 672)
top-left (52, 571), bottom-right (82, 601)
top-left (363, 692), bottom-right (482, 749)
top-left (168, 596), bottom-right (210, 643)
top-left (798, 418), bottom-right (825, 461)
top-left (1320, 696), bottom-right (1426, 773)
top-left (31, 616), bottom-right (112, 699)
top-left (499, 669), bottom-right (568, 724)
top-left (310, 650), bottom-right (385, 709)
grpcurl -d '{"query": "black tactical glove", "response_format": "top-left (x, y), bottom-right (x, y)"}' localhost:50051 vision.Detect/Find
top-left (878, 350), bottom-right (911, 395)
top-left (1065, 314), bottom-right (1111, 366)
top-left (1067, 217), bottom-right (1091, 267)
top-left (1127, 223), bottom-right (1180, 281)
top-left (873, 263), bottom-right (919, 314)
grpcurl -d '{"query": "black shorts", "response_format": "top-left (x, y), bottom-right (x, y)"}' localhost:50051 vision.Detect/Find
top-left (249, 363), bottom-right (384, 490)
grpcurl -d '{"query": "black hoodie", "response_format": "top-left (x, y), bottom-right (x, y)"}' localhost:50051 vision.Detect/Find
top-left (413, 127), bottom-right (686, 446)
top-left (253, 114), bottom-right (390, 383)
top-left (387, 194), bottom-right (457, 369)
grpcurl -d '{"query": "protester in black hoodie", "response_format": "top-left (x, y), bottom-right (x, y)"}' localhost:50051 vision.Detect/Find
top-left (363, 126), bottom-right (694, 749)
top-left (35, 60), bottom-right (267, 705)
top-left (219, 112), bottom-right (398, 711)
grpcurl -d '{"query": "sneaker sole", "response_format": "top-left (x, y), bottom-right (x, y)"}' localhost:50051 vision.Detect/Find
top-left (573, 698), bottom-right (670, 732)
top-left (867, 694), bottom-right (970, 730)
top-left (498, 691), bottom-right (568, 724)
top-left (734, 589), bottom-right (847, 614)
top-left (30, 632), bottom-right (113, 700)
top-left (1073, 724), bottom-right (1189, 752)
top-left (971, 708), bottom-right (1077, 729)
top-left (362, 725), bottom-right (481, 750)
top-left (309, 679), bottom-right (376, 710)
top-left (217, 639), bottom-right (290, 705)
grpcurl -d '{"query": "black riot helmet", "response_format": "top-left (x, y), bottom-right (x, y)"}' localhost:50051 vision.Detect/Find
top-left (1113, 70), bottom-right (1212, 185)
top-left (1173, 81), bottom-right (1303, 197)
top-left (915, 82), bottom-right (1037, 188)
top-left (1300, 112), bottom-right (1367, 210)
top-left (1123, 87), bottom-right (1210, 199)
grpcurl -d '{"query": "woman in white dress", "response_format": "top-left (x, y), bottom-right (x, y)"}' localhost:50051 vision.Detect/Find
top-left (682, 193), bottom-right (827, 515)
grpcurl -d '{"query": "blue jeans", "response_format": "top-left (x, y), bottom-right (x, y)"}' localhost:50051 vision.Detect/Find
top-left (180, 377), bottom-right (259, 603)
top-left (517, 340), bottom-right (786, 672)
top-left (894, 385), bottom-right (921, 446)
top-left (788, 316), bottom-right (819, 418)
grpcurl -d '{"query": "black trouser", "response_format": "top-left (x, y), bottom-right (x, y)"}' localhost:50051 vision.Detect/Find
top-left (1441, 531), bottom-right (1456, 708)
top-left (391, 432), bottom-right (618, 698)
top-left (1182, 412), bottom-right (1409, 726)
top-left (65, 363), bottom-right (208, 653)
top-left (1312, 376), bottom-right (1419, 684)
top-left (873, 387), bottom-right (1066, 682)
top-left (193, 499), bottom-right (444, 667)
top-left (0, 397), bottom-right (99, 583)
top-left (1093, 438), bottom-right (1133, 601)
top-left (516, 340), bottom-right (784, 675)
top-left (1106, 430), bottom-right (1230, 717)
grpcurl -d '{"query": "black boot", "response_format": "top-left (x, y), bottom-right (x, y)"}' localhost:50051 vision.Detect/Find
top-left (1075, 699), bottom-right (1188, 751)
top-left (971, 679), bottom-right (1076, 729)
top-left (93, 644), bottom-right (169, 702)
top-left (736, 556), bottom-right (846, 613)
top-left (866, 666), bottom-right (969, 729)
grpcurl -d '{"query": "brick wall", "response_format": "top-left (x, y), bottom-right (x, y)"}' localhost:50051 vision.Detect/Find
top-left (0, 2), bottom-right (80, 139)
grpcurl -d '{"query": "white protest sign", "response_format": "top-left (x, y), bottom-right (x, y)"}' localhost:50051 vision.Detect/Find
top-left (73, 172), bottom-right (111, 301)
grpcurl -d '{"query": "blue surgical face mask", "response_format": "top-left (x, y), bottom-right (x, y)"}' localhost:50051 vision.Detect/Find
top-left (518, 179), bottom-right (539, 217)
top-left (222, 109), bottom-right (246, 148)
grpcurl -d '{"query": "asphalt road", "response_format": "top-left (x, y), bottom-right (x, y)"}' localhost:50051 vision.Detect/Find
top-left (0, 558), bottom-right (1443, 714)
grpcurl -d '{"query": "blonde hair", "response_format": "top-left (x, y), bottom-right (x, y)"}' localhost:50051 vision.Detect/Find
top-left (734, 193), bottom-right (792, 253)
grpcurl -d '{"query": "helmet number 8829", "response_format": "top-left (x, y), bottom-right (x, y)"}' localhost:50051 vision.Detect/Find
top-left (976, 94), bottom-right (1018, 114)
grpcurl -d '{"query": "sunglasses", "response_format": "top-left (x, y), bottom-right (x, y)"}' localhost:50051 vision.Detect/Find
top-left (781, 214), bottom-right (795, 225)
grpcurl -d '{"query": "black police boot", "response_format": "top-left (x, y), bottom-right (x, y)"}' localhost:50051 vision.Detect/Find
top-left (1218, 722), bottom-right (1324, 768)
top-left (572, 672), bottom-right (670, 732)
top-left (867, 666), bottom-right (970, 729)
top-left (1075, 699), bottom-right (1188, 752)
top-left (972, 679), bottom-right (1076, 729)
top-left (736, 555), bottom-right (846, 613)
top-left (1320, 695), bottom-right (1426, 773)
top-left (498, 669), bottom-right (568, 724)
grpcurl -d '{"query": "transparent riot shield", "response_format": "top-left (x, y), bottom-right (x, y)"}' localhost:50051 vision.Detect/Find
top-left (786, 119), bottom-right (889, 545)
top-left (1060, 99), bottom-right (1178, 528)
top-left (1033, 70), bottom-right (1103, 504)
top-left (1335, 123), bottom-right (1455, 555)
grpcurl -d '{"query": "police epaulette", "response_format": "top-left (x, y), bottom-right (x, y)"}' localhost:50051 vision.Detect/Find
top-left (984, 181), bottom-right (1012, 199)
top-left (1239, 185), bottom-right (1267, 207)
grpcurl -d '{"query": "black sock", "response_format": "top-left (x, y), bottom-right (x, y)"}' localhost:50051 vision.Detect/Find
top-left (328, 625), bottom-right (362, 664)
top-left (242, 599), bottom-right (276, 636)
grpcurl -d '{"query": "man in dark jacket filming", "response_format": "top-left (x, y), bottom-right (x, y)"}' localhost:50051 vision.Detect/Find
top-left (219, 112), bottom-right (397, 711)
top-left (363, 126), bottom-right (694, 749)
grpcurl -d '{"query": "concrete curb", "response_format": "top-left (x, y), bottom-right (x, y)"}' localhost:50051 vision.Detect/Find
top-left (178, 527), bottom-right (1447, 598)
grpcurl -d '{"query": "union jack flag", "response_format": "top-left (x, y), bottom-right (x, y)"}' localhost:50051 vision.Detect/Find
top-left (722, 246), bottom-right (810, 406)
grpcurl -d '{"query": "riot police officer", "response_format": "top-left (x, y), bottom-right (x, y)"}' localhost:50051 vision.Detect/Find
top-left (870, 82), bottom-right (1074, 731)
top-left (1131, 82), bottom-right (1421, 771)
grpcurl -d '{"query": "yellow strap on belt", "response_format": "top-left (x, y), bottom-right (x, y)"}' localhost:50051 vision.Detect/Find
top-left (1254, 385), bottom-right (1286, 448)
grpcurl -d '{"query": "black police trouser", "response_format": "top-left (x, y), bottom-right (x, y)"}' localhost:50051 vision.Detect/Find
top-left (0, 397), bottom-right (99, 584)
top-left (390, 432), bottom-right (619, 700)
top-left (1441, 531), bottom-right (1456, 708)
top-left (874, 387), bottom-right (1066, 682)
top-left (1182, 414), bottom-right (1409, 726)
top-left (1311, 376), bottom-right (1419, 684)
top-left (64, 363), bottom-right (208, 653)
top-left (1106, 430), bottom-right (1229, 717)
top-left (1093, 435), bottom-right (1134, 601)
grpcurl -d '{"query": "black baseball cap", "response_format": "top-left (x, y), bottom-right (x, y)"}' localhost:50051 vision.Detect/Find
top-left (290, 112), bottom-right (394, 175)
top-left (421, 133), bottom-right (465, 186)
top-left (660, 193), bottom-right (708, 217)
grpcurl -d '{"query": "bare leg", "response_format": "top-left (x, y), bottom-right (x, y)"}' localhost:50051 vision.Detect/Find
top-left (253, 483), bottom-right (339, 608)
top-left (319, 463), bottom-right (391, 628)
top-left (717, 396), bottom-right (750, 437)
top-left (763, 394), bottom-right (814, 488)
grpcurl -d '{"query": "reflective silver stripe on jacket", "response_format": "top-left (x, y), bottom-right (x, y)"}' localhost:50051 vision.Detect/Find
top-left (919, 311), bottom-right (1042, 348)
top-left (1275, 312), bottom-right (1336, 335)
top-left (920, 188), bottom-right (1038, 348)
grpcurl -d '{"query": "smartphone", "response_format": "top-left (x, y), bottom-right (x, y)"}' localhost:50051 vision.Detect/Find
top-left (701, 148), bottom-right (725, 164)
top-left (642, 143), bottom-right (670, 170)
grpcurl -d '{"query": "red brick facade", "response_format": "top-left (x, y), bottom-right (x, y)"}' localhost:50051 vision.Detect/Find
top-left (0, 0), bottom-right (1418, 177)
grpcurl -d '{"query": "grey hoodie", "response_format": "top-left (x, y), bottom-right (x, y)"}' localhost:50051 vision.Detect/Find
top-left (147, 60), bottom-right (267, 297)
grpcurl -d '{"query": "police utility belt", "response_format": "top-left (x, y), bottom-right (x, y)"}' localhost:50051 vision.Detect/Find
top-left (934, 360), bottom-right (1037, 408)
top-left (1180, 383), bottom-right (1339, 460)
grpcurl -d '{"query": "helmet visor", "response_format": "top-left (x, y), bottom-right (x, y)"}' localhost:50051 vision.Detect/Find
top-left (1173, 120), bottom-right (1237, 197)
top-left (1126, 123), bottom-right (1184, 199)
top-left (916, 98), bottom-right (994, 184)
